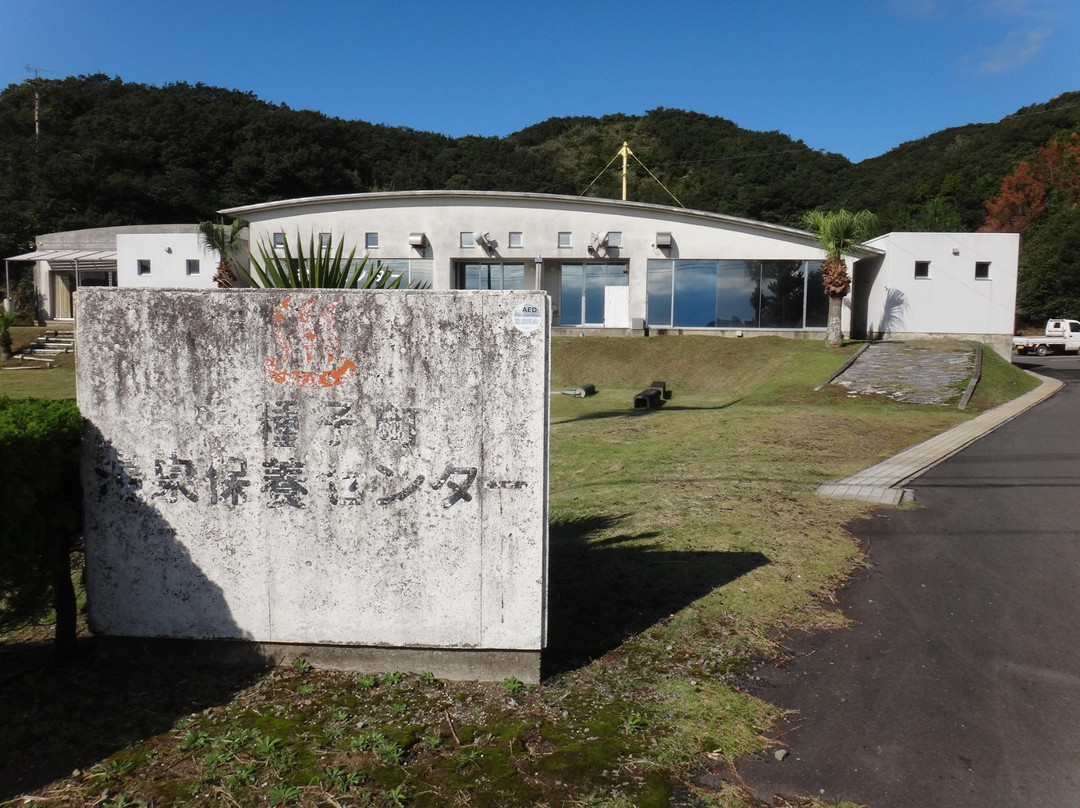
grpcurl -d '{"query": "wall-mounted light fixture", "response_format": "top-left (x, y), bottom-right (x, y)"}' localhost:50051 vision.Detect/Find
top-left (165, 246), bottom-right (172, 253)
top-left (952, 247), bottom-right (960, 256)
top-left (409, 232), bottom-right (426, 251)
top-left (655, 232), bottom-right (672, 248)
top-left (473, 231), bottom-right (496, 255)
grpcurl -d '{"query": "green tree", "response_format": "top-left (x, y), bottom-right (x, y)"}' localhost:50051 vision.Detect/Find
top-left (198, 218), bottom-right (248, 288)
top-left (802, 209), bottom-right (878, 347)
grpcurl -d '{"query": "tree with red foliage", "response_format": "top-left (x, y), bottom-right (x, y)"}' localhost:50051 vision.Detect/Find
top-left (980, 161), bottom-right (1047, 243)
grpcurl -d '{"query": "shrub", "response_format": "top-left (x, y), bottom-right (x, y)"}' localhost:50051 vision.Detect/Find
top-left (0, 397), bottom-right (83, 654)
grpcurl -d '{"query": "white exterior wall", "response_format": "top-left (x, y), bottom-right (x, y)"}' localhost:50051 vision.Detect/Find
top-left (853, 232), bottom-right (1018, 356)
top-left (226, 192), bottom-right (829, 329)
top-left (117, 232), bottom-right (219, 288)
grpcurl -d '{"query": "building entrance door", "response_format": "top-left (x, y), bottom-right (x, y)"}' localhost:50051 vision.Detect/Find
top-left (559, 263), bottom-right (628, 326)
top-left (52, 272), bottom-right (73, 319)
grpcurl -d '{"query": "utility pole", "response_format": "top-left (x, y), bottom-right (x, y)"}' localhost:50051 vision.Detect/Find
top-left (26, 65), bottom-right (47, 138)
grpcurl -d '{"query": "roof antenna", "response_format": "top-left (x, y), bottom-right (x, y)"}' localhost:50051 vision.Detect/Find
top-left (579, 141), bottom-right (685, 207)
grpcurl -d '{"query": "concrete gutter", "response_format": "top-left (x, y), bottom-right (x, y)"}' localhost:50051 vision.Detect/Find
top-left (814, 343), bottom-right (871, 392)
top-left (817, 370), bottom-right (1063, 505)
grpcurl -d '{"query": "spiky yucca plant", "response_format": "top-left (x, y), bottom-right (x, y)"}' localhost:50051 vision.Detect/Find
top-left (802, 209), bottom-right (877, 347)
top-left (235, 232), bottom-right (415, 289)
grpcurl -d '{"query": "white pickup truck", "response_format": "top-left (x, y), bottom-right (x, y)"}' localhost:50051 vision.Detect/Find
top-left (1013, 319), bottom-right (1080, 356)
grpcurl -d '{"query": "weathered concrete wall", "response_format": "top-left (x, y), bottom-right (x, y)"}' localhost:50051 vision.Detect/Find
top-left (76, 288), bottom-right (549, 676)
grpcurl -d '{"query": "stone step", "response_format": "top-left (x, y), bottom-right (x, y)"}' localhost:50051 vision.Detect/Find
top-left (16, 354), bottom-right (56, 363)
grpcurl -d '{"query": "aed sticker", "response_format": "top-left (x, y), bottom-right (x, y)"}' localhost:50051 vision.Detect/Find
top-left (511, 301), bottom-right (543, 333)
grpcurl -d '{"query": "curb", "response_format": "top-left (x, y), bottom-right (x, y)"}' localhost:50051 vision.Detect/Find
top-left (818, 370), bottom-right (1063, 504)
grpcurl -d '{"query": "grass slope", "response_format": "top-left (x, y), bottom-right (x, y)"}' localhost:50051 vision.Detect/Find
top-left (1, 336), bottom-right (1036, 808)
top-left (0, 327), bottom-right (76, 400)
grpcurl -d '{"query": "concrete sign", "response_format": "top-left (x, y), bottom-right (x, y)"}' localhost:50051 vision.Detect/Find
top-left (77, 289), bottom-right (549, 679)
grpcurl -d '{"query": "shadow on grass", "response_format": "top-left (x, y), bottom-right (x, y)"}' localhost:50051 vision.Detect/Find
top-left (544, 514), bottom-right (768, 676)
top-left (0, 427), bottom-right (266, 801)
top-left (0, 646), bottom-right (265, 800)
top-left (551, 397), bottom-right (744, 425)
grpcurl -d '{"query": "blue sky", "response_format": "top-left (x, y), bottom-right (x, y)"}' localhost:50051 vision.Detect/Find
top-left (1, 0), bottom-right (1077, 163)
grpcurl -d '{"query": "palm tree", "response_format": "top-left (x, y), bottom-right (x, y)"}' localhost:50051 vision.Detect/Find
top-left (198, 219), bottom-right (248, 288)
top-left (802, 209), bottom-right (877, 347)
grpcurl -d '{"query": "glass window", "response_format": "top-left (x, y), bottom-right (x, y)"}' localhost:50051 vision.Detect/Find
top-left (975, 261), bottom-right (990, 280)
top-left (557, 232), bottom-right (572, 248)
top-left (712, 261), bottom-right (758, 327)
top-left (186, 259), bottom-right (200, 276)
top-left (670, 260), bottom-right (718, 327)
top-left (457, 263), bottom-right (525, 290)
top-left (319, 233), bottom-right (331, 250)
top-left (410, 260), bottom-right (433, 288)
top-left (560, 264), bottom-right (584, 326)
top-left (648, 259), bottom-right (827, 329)
top-left (273, 233), bottom-right (285, 249)
top-left (137, 259), bottom-right (151, 276)
top-left (508, 231), bottom-right (523, 248)
top-left (647, 260), bottom-right (673, 327)
top-left (804, 261), bottom-right (828, 327)
top-left (915, 260), bottom-right (930, 279)
top-left (460, 232), bottom-right (475, 248)
top-left (757, 261), bottom-right (806, 328)
top-left (365, 232), bottom-right (379, 249)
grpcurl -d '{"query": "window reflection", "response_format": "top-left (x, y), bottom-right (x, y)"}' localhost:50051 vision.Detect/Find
top-left (458, 263), bottom-right (526, 290)
top-left (647, 259), bottom-right (825, 329)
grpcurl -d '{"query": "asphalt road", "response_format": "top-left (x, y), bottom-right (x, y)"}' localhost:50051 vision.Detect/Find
top-left (736, 355), bottom-right (1080, 807)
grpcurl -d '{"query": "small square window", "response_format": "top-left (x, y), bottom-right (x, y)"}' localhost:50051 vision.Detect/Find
top-left (606, 231), bottom-right (623, 248)
top-left (557, 231), bottom-right (572, 248)
top-left (508, 231), bottom-right (523, 248)
top-left (975, 261), bottom-right (991, 280)
top-left (272, 233), bottom-right (285, 249)
top-left (137, 259), bottom-right (151, 276)
top-left (460, 232), bottom-right (475, 248)
top-left (186, 259), bottom-right (200, 276)
top-left (914, 260), bottom-right (930, 279)
top-left (319, 232), bottom-right (332, 250)
top-left (365, 232), bottom-right (379, 249)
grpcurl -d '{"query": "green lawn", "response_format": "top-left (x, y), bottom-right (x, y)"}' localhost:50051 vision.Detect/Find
top-left (0, 326), bottom-right (76, 400)
top-left (0, 335), bottom-right (1035, 808)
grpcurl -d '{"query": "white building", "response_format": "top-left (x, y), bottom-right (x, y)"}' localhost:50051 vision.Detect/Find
top-left (222, 191), bottom-right (1019, 357)
top-left (3, 193), bottom-right (1019, 357)
top-left (4, 225), bottom-right (224, 320)
top-left (848, 231), bottom-right (1019, 354)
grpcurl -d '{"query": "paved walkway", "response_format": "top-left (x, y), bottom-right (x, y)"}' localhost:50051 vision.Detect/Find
top-left (817, 353), bottom-right (1062, 506)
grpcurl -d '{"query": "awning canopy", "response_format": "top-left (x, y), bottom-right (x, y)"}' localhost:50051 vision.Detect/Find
top-left (6, 248), bottom-right (117, 271)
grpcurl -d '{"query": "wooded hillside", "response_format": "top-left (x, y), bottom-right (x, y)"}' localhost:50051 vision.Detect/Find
top-left (1, 75), bottom-right (1079, 322)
